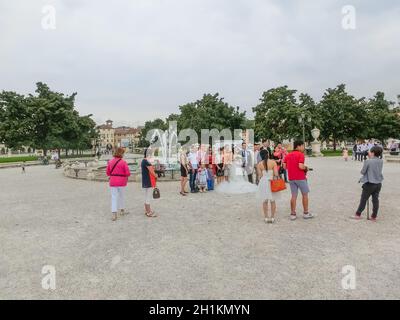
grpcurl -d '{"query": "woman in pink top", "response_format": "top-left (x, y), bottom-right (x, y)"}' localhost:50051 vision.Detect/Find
top-left (106, 147), bottom-right (131, 221)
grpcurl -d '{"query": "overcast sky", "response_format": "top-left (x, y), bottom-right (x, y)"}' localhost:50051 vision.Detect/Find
top-left (1, 0), bottom-right (399, 126)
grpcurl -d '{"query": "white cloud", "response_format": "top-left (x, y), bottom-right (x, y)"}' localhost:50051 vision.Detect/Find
top-left (0, 0), bottom-right (399, 125)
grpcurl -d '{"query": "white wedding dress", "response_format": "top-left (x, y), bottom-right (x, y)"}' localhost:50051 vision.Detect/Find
top-left (215, 156), bottom-right (257, 194)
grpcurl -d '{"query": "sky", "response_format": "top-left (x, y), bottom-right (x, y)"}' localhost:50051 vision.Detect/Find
top-left (0, 0), bottom-right (399, 127)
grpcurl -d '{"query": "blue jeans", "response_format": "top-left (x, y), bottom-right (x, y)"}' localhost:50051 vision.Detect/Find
top-left (207, 179), bottom-right (214, 191)
top-left (189, 169), bottom-right (198, 192)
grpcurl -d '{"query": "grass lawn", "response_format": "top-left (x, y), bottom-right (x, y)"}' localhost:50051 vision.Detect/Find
top-left (320, 150), bottom-right (353, 157)
top-left (0, 156), bottom-right (38, 163)
top-left (0, 153), bottom-right (94, 164)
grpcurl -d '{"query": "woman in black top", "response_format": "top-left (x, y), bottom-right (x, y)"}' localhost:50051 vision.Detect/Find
top-left (141, 148), bottom-right (157, 217)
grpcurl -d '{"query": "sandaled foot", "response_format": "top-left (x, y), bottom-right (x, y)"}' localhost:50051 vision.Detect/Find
top-left (145, 211), bottom-right (158, 218)
top-left (119, 210), bottom-right (129, 216)
top-left (111, 213), bottom-right (117, 221)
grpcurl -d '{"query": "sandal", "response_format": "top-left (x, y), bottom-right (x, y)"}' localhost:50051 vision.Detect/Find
top-left (145, 211), bottom-right (158, 218)
top-left (111, 213), bottom-right (117, 221)
top-left (180, 192), bottom-right (187, 196)
top-left (119, 210), bottom-right (129, 216)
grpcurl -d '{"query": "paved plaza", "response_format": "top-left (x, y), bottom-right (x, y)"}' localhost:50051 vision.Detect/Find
top-left (1, 157), bottom-right (400, 299)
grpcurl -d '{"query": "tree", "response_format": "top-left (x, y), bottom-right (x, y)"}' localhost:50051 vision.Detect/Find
top-left (176, 93), bottom-right (247, 136)
top-left (366, 92), bottom-right (400, 143)
top-left (319, 84), bottom-right (368, 150)
top-left (0, 82), bottom-right (97, 155)
top-left (253, 86), bottom-right (321, 142)
top-left (137, 118), bottom-right (168, 147)
top-left (0, 91), bottom-right (32, 149)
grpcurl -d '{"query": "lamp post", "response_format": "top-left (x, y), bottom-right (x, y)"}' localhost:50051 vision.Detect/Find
top-left (298, 113), bottom-right (311, 145)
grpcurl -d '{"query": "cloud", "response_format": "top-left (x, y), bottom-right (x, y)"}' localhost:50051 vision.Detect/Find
top-left (0, 0), bottom-right (399, 126)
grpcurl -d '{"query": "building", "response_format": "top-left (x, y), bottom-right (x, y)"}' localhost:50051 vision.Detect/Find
top-left (97, 120), bottom-right (115, 150)
top-left (114, 126), bottom-right (141, 148)
top-left (96, 120), bottom-right (141, 151)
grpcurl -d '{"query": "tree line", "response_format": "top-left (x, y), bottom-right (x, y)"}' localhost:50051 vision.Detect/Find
top-left (2, 82), bottom-right (398, 154)
top-left (0, 82), bottom-right (97, 156)
top-left (139, 84), bottom-right (400, 150)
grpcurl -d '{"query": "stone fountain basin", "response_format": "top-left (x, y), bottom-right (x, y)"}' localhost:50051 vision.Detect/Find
top-left (63, 158), bottom-right (180, 182)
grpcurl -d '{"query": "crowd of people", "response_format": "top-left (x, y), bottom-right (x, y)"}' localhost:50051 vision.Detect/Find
top-left (105, 139), bottom-right (384, 224)
top-left (350, 140), bottom-right (383, 161)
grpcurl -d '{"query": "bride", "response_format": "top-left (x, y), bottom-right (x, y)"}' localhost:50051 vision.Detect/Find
top-left (215, 145), bottom-right (257, 194)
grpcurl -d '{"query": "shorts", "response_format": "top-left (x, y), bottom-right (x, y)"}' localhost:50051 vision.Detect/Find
top-left (144, 187), bottom-right (153, 205)
top-left (180, 164), bottom-right (188, 177)
top-left (289, 180), bottom-right (310, 196)
top-left (216, 163), bottom-right (224, 177)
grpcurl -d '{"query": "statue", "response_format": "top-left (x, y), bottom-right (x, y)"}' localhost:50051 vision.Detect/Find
top-left (311, 128), bottom-right (323, 157)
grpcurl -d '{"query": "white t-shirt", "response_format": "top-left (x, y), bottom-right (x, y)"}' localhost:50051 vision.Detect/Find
top-left (188, 152), bottom-right (199, 169)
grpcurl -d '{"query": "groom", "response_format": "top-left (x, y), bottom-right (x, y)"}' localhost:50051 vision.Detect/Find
top-left (241, 142), bottom-right (254, 183)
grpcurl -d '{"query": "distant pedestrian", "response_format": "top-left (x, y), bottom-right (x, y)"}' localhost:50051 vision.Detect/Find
top-left (352, 146), bottom-right (384, 222)
top-left (342, 147), bottom-right (349, 161)
top-left (21, 161), bottom-right (26, 174)
top-left (106, 147), bottom-right (131, 221)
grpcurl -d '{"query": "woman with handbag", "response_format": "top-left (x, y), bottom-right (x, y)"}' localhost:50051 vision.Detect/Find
top-left (256, 149), bottom-right (282, 224)
top-left (141, 148), bottom-right (158, 218)
top-left (106, 147), bottom-right (131, 221)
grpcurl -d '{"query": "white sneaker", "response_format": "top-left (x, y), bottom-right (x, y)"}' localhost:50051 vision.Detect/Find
top-left (290, 215), bottom-right (297, 221)
top-left (303, 213), bottom-right (314, 219)
top-left (270, 218), bottom-right (275, 224)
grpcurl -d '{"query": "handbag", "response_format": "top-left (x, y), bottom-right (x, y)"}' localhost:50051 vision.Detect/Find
top-left (153, 187), bottom-right (160, 199)
top-left (270, 176), bottom-right (286, 193)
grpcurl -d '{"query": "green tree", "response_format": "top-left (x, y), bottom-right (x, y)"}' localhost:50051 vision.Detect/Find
top-left (366, 92), bottom-right (400, 142)
top-left (137, 118), bottom-right (168, 147)
top-left (0, 91), bottom-right (32, 149)
top-left (253, 86), bottom-right (317, 142)
top-left (319, 84), bottom-right (368, 150)
top-left (1, 82), bottom-right (97, 156)
top-left (176, 93), bottom-right (247, 136)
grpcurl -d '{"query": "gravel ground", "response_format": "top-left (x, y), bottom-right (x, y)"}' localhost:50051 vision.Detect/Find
top-left (1, 157), bottom-right (400, 300)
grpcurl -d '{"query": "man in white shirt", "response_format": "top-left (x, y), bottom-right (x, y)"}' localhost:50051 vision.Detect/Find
top-left (188, 145), bottom-right (199, 193)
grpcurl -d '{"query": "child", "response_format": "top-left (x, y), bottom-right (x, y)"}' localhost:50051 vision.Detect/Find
top-left (342, 147), bottom-right (349, 161)
top-left (352, 146), bottom-right (384, 222)
top-left (21, 161), bottom-right (26, 173)
top-left (197, 164), bottom-right (208, 193)
top-left (206, 164), bottom-right (215, 191)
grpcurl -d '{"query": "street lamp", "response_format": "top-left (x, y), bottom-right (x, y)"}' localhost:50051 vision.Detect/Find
top-left (298, 113), bottom-right (311, 145)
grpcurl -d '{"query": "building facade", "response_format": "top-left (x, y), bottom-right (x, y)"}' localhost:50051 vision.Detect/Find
top-left (96, 120), bottom-right (141, 151)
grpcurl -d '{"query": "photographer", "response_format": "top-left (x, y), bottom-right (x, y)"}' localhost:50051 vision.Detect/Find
top-left (352, 146), bottom-right (384, 221)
